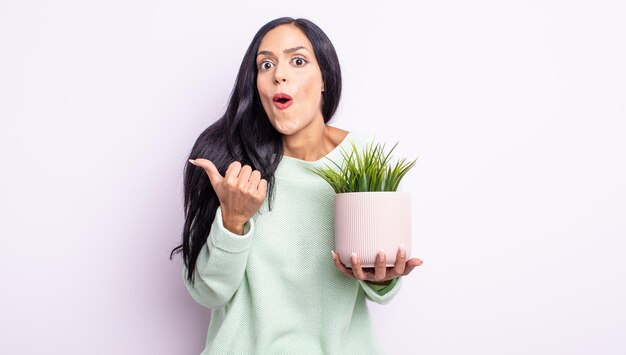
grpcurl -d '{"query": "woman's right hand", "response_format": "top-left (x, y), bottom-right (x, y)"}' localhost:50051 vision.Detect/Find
top-left (189, 159), bottom-right (268, 235)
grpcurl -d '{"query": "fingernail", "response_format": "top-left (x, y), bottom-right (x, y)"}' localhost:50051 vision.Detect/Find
top-left (188, 159), bottom-right (197, 165)
top-left (351, 252), bottom-right (357, 263)
top-left (377, 249), bottom-right (385, 262)
top-left (399, 244), bottom-right (406, 258)
top-left (331, 251), bottom-right (336, 259)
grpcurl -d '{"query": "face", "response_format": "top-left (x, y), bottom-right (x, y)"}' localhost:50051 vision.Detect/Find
top-left (256, 24), bottom-right (325, 136)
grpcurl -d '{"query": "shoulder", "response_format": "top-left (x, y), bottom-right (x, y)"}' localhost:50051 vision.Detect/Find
top-left (326, 126), bottom-right (374, 146)
top-left (327, 126), bottom-right (349, 146)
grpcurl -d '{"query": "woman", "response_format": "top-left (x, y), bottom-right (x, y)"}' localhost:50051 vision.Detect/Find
top-left (171, 17), bottom-right (422, 354)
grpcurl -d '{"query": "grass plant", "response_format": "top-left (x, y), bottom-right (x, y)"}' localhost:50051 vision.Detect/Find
top-left (310, 140), bottom-right (417, 193)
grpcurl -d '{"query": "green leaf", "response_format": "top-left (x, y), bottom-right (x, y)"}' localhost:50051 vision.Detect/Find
top-left (307, 139), bottom-right (417, 192)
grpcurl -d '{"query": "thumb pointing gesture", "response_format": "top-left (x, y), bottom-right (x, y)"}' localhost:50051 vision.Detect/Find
top-left (188, 158), bottom-right (267, 235)
top-left (189, 158), bottom-right (223, 191)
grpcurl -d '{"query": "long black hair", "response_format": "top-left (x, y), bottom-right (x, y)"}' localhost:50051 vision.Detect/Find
top-left (170, 17), bottom-right (342, 284)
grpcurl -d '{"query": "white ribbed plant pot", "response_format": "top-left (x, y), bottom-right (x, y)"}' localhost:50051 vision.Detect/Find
top-left (335, 191), bottom-right (412, 267)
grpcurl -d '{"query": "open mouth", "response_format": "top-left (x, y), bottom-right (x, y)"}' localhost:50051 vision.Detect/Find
top-left (272, 93), bottom-right (293, 109)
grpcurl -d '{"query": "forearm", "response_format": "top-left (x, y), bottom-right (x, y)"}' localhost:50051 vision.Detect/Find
top-left (184, 207), bottom-right (254, 309)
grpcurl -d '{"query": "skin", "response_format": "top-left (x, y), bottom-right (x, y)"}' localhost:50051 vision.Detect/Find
top-left (190, 23), bottom-right (422, 284)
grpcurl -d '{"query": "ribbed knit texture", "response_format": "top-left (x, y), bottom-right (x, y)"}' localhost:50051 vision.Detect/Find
top-left (183, 132), bottom-right (403, 355)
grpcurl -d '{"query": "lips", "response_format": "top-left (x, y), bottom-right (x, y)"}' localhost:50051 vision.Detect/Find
top-left (272, 93), bottom-right (293, 110)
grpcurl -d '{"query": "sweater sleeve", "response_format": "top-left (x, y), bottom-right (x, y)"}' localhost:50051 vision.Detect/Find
top-left (183, 207), bottom-right (254, 310)
top-left (359, 277), bottom-right (402, 305)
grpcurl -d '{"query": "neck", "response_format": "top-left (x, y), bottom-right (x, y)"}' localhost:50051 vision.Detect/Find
top-left (283, 125), bottom-right (330, 161)
top-left (281, 123), bottom-right (349, 162)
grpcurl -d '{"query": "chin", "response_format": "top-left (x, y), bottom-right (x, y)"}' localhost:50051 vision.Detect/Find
top-left (274, 126), bottom-right (299, 136)
top-left (268, 119), bottom-right (298, 136)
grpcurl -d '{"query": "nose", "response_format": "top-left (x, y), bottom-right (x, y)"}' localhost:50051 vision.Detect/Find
top-left (273, 63), bottom-right (287, 84)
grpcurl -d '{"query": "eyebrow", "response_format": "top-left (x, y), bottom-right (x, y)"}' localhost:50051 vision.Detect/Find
top-left (256, 46), bottom-right (310, 57)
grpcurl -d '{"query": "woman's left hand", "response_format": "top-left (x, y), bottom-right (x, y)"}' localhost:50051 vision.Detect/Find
top-left (331, 247), bottom-right (423, 284)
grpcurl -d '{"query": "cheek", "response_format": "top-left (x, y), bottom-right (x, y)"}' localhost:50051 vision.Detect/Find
top-left (301, 75), bottom-right (323, 101)
top-left (256, 78), bottom-right (266, 99)
top-left (256, 79), bottom-right (272, 108)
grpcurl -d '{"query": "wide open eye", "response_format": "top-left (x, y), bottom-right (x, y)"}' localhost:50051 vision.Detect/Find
top-left (291, 57), bottom-right (308, 67)
top-left (258, 60), bottom-right (274, 72)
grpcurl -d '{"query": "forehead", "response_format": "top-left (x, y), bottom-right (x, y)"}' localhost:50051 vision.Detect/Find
top-left (258, 24), bottom-right (313, 52)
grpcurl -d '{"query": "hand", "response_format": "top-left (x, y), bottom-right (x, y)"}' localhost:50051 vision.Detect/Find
top-left (189, 159), bottom-right (267, 235)
top-left (331, 247), bottom-right (423, 284)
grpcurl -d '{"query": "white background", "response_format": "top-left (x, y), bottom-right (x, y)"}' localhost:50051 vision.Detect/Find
top-left (1, 0), bottom-right (625, 354)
